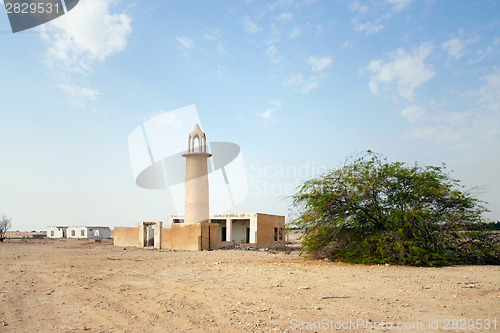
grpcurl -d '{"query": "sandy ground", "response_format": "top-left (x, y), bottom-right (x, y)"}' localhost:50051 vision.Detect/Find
top-left (0, 237), bottom-right (498, 333)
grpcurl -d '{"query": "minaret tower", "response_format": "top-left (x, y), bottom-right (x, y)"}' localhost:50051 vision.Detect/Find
top-left (182, 124), bottom-right (212, 225)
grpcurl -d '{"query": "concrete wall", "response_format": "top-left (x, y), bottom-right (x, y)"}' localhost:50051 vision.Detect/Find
top-left (161, 223), bottom-right (202, 251)
top-left (201, 222), bottom-right (220, 250)
top-left (113, 227), bottom-right (140, 247)
top-left (255, 213), bottom-right (285, 248)
top-left (113, 213), bottom-right (283, 250)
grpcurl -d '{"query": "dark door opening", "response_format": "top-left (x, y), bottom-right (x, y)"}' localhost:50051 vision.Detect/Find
top-left (245, 227), bottom-right (250, 243)
top-left (221, 227), bottom-right (227, 242)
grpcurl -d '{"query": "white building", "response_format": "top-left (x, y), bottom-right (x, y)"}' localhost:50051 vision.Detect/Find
top-left (47, 226), bottom-right (110, 239)
top-left (47, 226), bottom-right (68, 238)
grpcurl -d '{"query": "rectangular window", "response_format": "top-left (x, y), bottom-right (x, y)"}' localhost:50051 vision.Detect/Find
top-left (274, 227), bottom-right (278, 241)
top-left (71, 230), bottom-right (75, 236)
top-left (279, 228), bottom-right (284, 241)
top-left (51, 231), bottom-right (54, 237)
top-left (81, 229), bottom-right (85, 236)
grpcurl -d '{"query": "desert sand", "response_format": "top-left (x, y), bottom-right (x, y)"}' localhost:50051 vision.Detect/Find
top-left (0, 236), bottom-right (498, 333)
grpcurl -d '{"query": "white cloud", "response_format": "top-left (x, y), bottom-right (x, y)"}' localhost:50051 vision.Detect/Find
top-left (41, 0), bottom-right (132, 71)
top-left (289, 25), bottom-right (302, 38)
top-left (176, 36), bottom-right (193, 49)
top-left (401, 105), bottom-right (425, 123)
top-left (274, 12), bottom-right (293, 23)
top-left (442, 36), bottom-right (479, 59)
top-left (386, 0), bottom-right (414, 12)
top-left (284, 74), bottom-right (302, 86)
top-left (242, 17), bottom-right (262, 34)
top-left (349, 0), bottom-right (413, 35)
top-left (349, 1), bottom-right (368, 13)
top-left (341, 41), bottom-right (353, 48)
top-left (58, 83), bottom-right (101, 107)
top-left (283, 74), bottom-right (318, 93)
top-left (475, 69), bottom-right (500, 113)
top-left (354, 21), bottom-right (384, 35)
top-left (474, 37), bottom-right (500, 63)
top-left (442, 38), bottom-right (465, 59)
top-left (367, 44), bottom-right (435, 101)
top-left (266, 45), bottom-right (283, 63)
top-left (257, 99), bottom-right (282, 124)
top-left (266, 0), bottom-right (294, 11)
top-left (216, 65), bottom-right (232, 79)
top-left (402, 70), bottom-right (500, 145)
top-left (204, 29), bottom-right (226, 54)
top-left (307, 56), bottom-right (332, 72)
top-left (176, 36), bottom-right (194, 57)
top-left (266, 24), bottom-right (282, 45)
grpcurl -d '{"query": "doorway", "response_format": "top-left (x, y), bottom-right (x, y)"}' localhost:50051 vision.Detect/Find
top-left (143, 223), bottom-right (155, 247)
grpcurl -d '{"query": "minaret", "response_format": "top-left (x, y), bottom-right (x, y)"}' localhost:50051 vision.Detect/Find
top-left (182, 124), bottom-right (212, 225)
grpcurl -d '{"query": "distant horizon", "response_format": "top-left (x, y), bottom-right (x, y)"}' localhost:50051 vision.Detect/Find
top-left (1, 0), bottom-right (499, 231)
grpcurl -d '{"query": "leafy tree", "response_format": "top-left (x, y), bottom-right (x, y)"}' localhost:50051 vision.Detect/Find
top-left (293, 151), bottom-right (499, 266)
top-left (0, 215), bottom-right (12, 242)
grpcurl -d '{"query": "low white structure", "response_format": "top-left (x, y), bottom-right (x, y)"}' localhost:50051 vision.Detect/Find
top-left (47, 226), bottom-right (68, 238)
top-left (47, 226), bottom-right (110, 239)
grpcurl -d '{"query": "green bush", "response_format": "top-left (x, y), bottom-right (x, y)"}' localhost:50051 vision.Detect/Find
top-left (293, 151), bottom-right (499, 266)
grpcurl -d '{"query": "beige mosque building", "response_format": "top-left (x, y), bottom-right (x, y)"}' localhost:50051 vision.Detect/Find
top-left (114, 125), bottom-right (285, 250)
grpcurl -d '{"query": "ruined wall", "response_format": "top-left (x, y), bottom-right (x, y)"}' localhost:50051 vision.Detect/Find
top-left (113, 227), bottom-right (140, 247)
top-left (201, 223), bottom-right (220, 250)
top-left (161, 223), bottom-right (202, 251)
top-left (255, 213), bottom-right (285, 248)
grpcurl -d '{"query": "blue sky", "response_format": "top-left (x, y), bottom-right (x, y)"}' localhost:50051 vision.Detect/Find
top-left (1, 0), bottom-right (499, 231)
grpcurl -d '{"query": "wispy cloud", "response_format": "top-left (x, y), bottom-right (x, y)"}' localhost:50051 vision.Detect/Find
top-left (400, 104), bottom-right (426, 123)
top-left (216, 65), bottom-right (232, 80)
top-left (473, 37), bottom-right (500, 63)
top-left (176, 36), bottom-right (193, 49)
top-left (442, 38), bottom-right (466, 59)
top-left (242, 16), bottom-right (262, 34)
top-left (349, 0), bottom-right (368, 13)
top-left (402, 70), bottom-right (500, 146)
top-left (176, 36), bottom-right (194, 57)
top-left (354, 21), bottom-right (384, 35)
top-left (341, 41), bottom-right (354, 48)
top-left (274, 12), bottom-right (293, 23)
top-left (442, 35), bottom-right (479, 59)
top-left (367, 44), bottom-right (435, 101)
top-left (40, 0), bottom-right (131, 106)
top-left (307, 56), bottom-right (332, 72)
top-left (41, 0), bottom-right (132, 71)
top-left (289, 25), bottom-right (302, 38)
top-left (349, 0), bottom-right (414, 35)
top-left (266, 45), bottom-right (283, 63)
top-left (257, 99), bottom-right (282, 124)
top-left (58, 83), bottom-right (101, 107)
top-left (283, 74), bottom-right (318, 93)
top-left (204, 29), bottom-right (227, 55)
top-left (265, 0), bottom-right (295, 11)
top-left (386, 0), bottom-right (414, 12)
